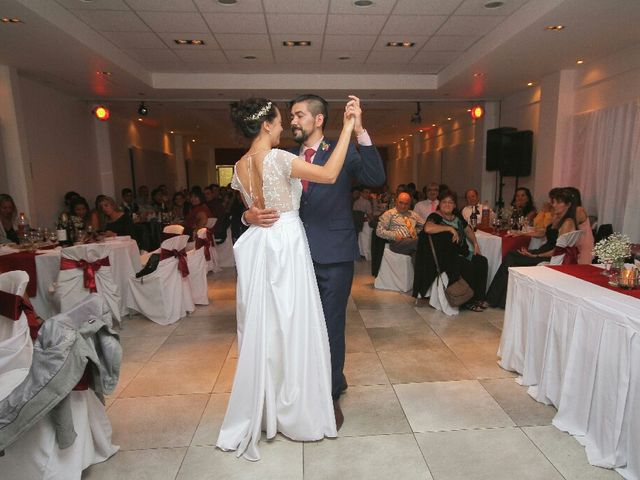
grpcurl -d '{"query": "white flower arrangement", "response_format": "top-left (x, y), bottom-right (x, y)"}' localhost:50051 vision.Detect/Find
top-left (593, 232), bottom-right (631, 264)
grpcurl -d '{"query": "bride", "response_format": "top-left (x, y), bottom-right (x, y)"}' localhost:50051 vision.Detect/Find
top-left (216, 97), bottom-right (357, 460)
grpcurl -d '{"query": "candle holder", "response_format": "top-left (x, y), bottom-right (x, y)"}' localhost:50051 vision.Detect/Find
top-left (611, 266), bottom-right (639, 289)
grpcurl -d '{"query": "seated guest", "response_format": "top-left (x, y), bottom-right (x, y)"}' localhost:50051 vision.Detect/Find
top-left (99, 196), bottom-right (135, 238)
top-left (228, 190), bottom-right (247, 243)
top-left (511, 187), bottom-right (537, 223)
top-left (184, 188), bottom-right (212, 238)
top-left (422, 190), bottom-right (489, 312)
top-left (171, 191), bottom-right (189, 222)
top-left (69, 196), bottom-right (92, 231)
top-left (89, 194), bottom-right (106, 231)
top-left (120, 188), bottom-right (139, 217)
top-left (461, 188), bottom-right (492, 223)
top-left (486, 188), bottom-right (578, 308)
top-left (564, 186), bottom-right (594, 264)
top-left (62, 191), bottom-right (80, 216)
top-left (0, 193), bottom-right (19, 244)
top-left (353, 187), bottom-right (373, 221)
top-left (414, 182), bottom-right (440, 221)
top-left (532, 198), bottom-right (554, 229)
top-left (136, 185), bottom-right (154, 220)
top-left (204, 183), bottom-right (229, 242)
top-left (150, 187), bottom-right (166, 214)
top-left (376, 192), bottom-right (424, 257)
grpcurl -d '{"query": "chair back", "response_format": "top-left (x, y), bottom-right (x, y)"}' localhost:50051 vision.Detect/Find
top-left (159, 234), bottom-right (189, 253)
top-left (550, 230), bottom-right (584, 265)
top-left (163, 224), bottom-right (185, 235)
top-left (205, 218), bottom-right (217, 229)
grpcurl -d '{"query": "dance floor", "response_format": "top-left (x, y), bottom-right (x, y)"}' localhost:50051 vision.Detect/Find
top-left (83, 261), bottom-right (620, 480)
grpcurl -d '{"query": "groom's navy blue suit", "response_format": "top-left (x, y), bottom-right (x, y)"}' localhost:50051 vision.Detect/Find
top-left (293, 140), bottom-right (385, 399)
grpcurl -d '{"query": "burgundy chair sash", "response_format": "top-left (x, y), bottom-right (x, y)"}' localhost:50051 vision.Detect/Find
top-left (195, 237), bottom-right (212, 261)
top-left (0, 290), bottom-right (40, 340)
top-left (161, 231), bottom-right (181, 241)
top-left (552, 245), bottom-right (579, 265)
top-left (206, 227), bottom-right (215, 245)
top-left (60, 256), bottom-right (111, 293)
top-left (160, 248), bottom-right (190, 277)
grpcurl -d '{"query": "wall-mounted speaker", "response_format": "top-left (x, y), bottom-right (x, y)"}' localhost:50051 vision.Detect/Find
top-left (486, 127), bottom-right (516, 171)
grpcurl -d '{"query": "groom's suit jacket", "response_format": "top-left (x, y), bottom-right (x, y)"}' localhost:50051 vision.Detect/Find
top-left (293, 140), bottom-right (385, 264)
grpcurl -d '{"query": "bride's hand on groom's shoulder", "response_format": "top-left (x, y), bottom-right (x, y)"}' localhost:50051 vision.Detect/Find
top-left (244, 205), bottom-right (279, 228)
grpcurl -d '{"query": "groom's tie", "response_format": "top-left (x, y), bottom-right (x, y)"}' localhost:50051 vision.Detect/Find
top-left (301, 148), bottom-right (316, 193)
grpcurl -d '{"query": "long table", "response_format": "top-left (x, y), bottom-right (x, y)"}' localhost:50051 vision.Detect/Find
top-left (499, 265), bottom-right (639, 479)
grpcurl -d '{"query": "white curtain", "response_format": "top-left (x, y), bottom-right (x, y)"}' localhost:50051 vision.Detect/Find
top-left (561, 99), bottom-right (640, 241)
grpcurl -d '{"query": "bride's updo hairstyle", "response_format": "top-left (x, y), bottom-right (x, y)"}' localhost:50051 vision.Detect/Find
top-left (230, 98), bottom-right (277, 140)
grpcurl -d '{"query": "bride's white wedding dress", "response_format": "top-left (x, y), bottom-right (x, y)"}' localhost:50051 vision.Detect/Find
top-left (216, 148), bottom-right (336, 461)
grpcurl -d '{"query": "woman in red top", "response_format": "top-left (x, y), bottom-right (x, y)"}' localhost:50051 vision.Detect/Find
top-left (184, 188), bottom-right (212, 238)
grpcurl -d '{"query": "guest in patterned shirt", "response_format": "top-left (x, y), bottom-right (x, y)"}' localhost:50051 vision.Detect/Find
top-left (376, 192), bottom-right (424, 257)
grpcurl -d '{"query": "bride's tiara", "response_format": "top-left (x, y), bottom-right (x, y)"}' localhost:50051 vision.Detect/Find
top-left (245, 101), bottom-right (272, 121)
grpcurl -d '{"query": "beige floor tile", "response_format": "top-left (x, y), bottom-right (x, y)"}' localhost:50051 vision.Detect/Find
top-left (368, 324), bottom-right (444, 352)
top-left (108, 394), bottom-right (209, 449)
top-left (213, 357), bottom-right (237, 393)
top-left (394, 380), bottom-right (515, 432)
top-left (190, 299), bottom-right (236, 317)
top-left (208, 286), bottom-right (236, 300)
top-left (346, 310), bottom-right (365, 327)
top-left (177, 440), bottom-right (303, 479)
top-left (523, 426), bottom-right (622, 479)
top-left (117, 315), bottom-right (180, 338)
top-left (82, 447), bottom-right (187, 480)
top-left (227, 337), bottom-right (238, 358)
top-left (416, 427), bottom-right (563, 480)
top-left (481, 378), bottom-right (557, 426)
top-left (120, 359), bottom-right (223, 397)
top-left (345, 325), bottom-right (376, 353)
top-left (445, 339), bottom-right (517, 379)
top-left (108, 361), bottom-right (145, 399)
top-left (417, 314), bottom-right (502, 343)
top-left (191, 393), bottom-right (230, 446)
top-left (150, 333), bottom-right (234, 363)
top-left (304, 434), bottom-right (432, 480)
top-left (378, 347), bottom-right (474, 383)
top-left (172, 315), bottom-right (237, 336)
top-left (120, 335), bottom-right (167, 363)
top-left (339, 384), bottom-right (411, 437)
top-left (344, 352), bottom-right (389, 386)
top-left (360, 306), bottom-right (425, 328)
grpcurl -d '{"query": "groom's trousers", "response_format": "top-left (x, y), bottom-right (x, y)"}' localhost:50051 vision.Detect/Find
top-left (313, 260), bottom-right (354, 400)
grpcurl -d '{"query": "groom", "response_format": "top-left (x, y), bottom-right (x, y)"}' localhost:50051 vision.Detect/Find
top-left (243, 94), bottom-right (385, 429)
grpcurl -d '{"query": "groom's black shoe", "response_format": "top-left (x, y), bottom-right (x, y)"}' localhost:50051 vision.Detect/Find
top-left (333, 400), bottom-right (344, 431)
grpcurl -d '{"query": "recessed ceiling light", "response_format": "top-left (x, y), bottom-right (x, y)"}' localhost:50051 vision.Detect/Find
top-left (473, 72), bottom-right (485, 78)
top-left (576, 59), bottom-right (584, 64)
top-left (419, 129), bottom-right (423, 133)
top-left (431, 123), bottom-right (436, 127)
top-left (386, 41), bottom-right (415, 48)
top-left (170, 130), bottom-right (174, 134)
top-left (338, 56), bottom-right (351, 60)
top-left (283, 40), bottom-right (311, 47)
top-left (467, 108), bottom-right (472, 112)
top-left (174, 39), bottom-right (205, 45)
top-left (1, 17), bottom-right (23, 23)
top-left (545, 25), bottom-right (565, 31)
top-left (400, 138), bottom-right (404, 141)
top-left (483, 1), bottom-right (504, 8)
top-left (409, 134), bottom-right (413, 137)
top-left (242, 55), bottom-right (257, 60)
top-left (447, 117), bottom-right (452, 121)
top-left (192, 139), bottom-right (196, 143)
top-left (527, 82), bottom-right (534, 86)
top-left (137, 118), bottom-right (143, 122)
top-left (354, 0), bottom-right (374, 6)
top-left (218, 0), bottom-right (237, 4)
top-left (96, 71), bottom-right (112, 76)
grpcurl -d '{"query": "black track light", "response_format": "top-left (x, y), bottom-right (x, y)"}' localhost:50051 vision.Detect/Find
top-left (137, 102), bottom-right (148, 116)
top-left (410, 102), bottom-right (422, 125)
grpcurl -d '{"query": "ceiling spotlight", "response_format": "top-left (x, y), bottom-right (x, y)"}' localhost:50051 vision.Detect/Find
top-left (576, 59), bottom-right (584, 64)
top-left (170, 130), bottom-right (174, 134)
top-left (527, 82), bottom-right (534, 86)
top-left (447, 117), bottom-right (452, 121)
top-left (431, 123), bottom-right (436, 127)
top-left (174, 39), bottom-right (206, 45)
top-left (410, 102), bottom-right (422, 125)
top-left (545, 25), bottom-right (565, 31)
top-left (483, 1), bottom-right (504, 8)
top-left (354, 0), bottom-right (374, 6)
top-left (192, 139), bottom-right (196, 143)
top-left (1, 17), bottom-right (23, 23)
top-left (283, 40), bottom-right (312, 47)
top-left (137, 102), bottom-right (148, 116)
top-left (386, 41), bottom-right (415, 47)
top-left (138, 118), bottom-right (143, 122)
top-left (473, 72), bottom-right (485, 78)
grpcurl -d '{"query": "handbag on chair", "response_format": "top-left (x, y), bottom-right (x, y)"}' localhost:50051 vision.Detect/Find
top-left (428, 235), bottom-right (474, 307)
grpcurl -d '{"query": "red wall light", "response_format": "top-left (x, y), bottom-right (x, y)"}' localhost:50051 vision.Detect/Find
top-left (470, 105), bottom-right (484, 120)
top-left (93, 106), bottom-right (110, 121)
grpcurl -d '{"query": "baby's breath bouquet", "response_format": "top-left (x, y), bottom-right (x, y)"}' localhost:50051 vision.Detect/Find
top-left (593, 233), bottom-right (631, 270)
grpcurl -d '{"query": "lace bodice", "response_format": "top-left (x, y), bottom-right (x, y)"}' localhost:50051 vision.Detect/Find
top-left (231, 148), bottom-right (302, 213)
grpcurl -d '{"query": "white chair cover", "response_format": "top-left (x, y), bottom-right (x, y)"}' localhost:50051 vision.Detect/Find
top-left (187, 228), bottom-right (210, 305)
top-left (205, 218), bottom-right (222, 273)
top-left (549, 230), bottom-right (584, 265)
top-left (216, 227), bottom-right (235, 268)
top-left (127, 235), bottom-right (195, 325)
top-left (358, 223), bottom-right (372, 261)
top-left (426, 272), bottom-right (459, 316)
top-left (55, 244), bottom-right (121, 325)
top-left (163, 224), bottom-right (184, 235)
top-left (374, 245), bottom-right (413, 292)
top-left (0, 271), bottom-right (33, 401)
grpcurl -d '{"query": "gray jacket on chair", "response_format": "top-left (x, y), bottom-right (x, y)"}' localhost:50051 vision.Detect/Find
top-left (0, 294), bottom-right (121, 451)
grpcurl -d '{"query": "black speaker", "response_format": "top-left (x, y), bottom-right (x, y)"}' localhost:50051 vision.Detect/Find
top-left (486, 127), bottom-right (516, 171)
top-left (501, 130), bottom-right (533, 177)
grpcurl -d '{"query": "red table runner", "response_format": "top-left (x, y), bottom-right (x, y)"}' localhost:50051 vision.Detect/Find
top-left (478, 228), bottom-right (531, 257)
top-left (547, 264), bottom-right (640, 300)
top-left (0, 251), bottom-right (40, 297)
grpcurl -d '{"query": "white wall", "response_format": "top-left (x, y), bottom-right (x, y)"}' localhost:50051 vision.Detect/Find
top-left (18, 75), bottom-right (100, 226)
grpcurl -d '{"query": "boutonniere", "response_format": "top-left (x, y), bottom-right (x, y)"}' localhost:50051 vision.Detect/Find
top-left (320, 140), bottom-right (330, 152)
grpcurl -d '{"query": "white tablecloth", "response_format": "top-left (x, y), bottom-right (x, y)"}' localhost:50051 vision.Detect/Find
top-left (475, 230), bottom-right (502, 287)
top-left (499, 266), bottom-right (640, 479)
top-left (30, 239), bottom-right (141, 319)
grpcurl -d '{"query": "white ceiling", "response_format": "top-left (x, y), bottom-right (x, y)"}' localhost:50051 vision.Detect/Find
top-left (0, 0), bottom-right (639, 147)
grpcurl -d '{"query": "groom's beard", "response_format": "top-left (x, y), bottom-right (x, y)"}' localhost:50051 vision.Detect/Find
top-left (291, 126), bottom-right (310, 144)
